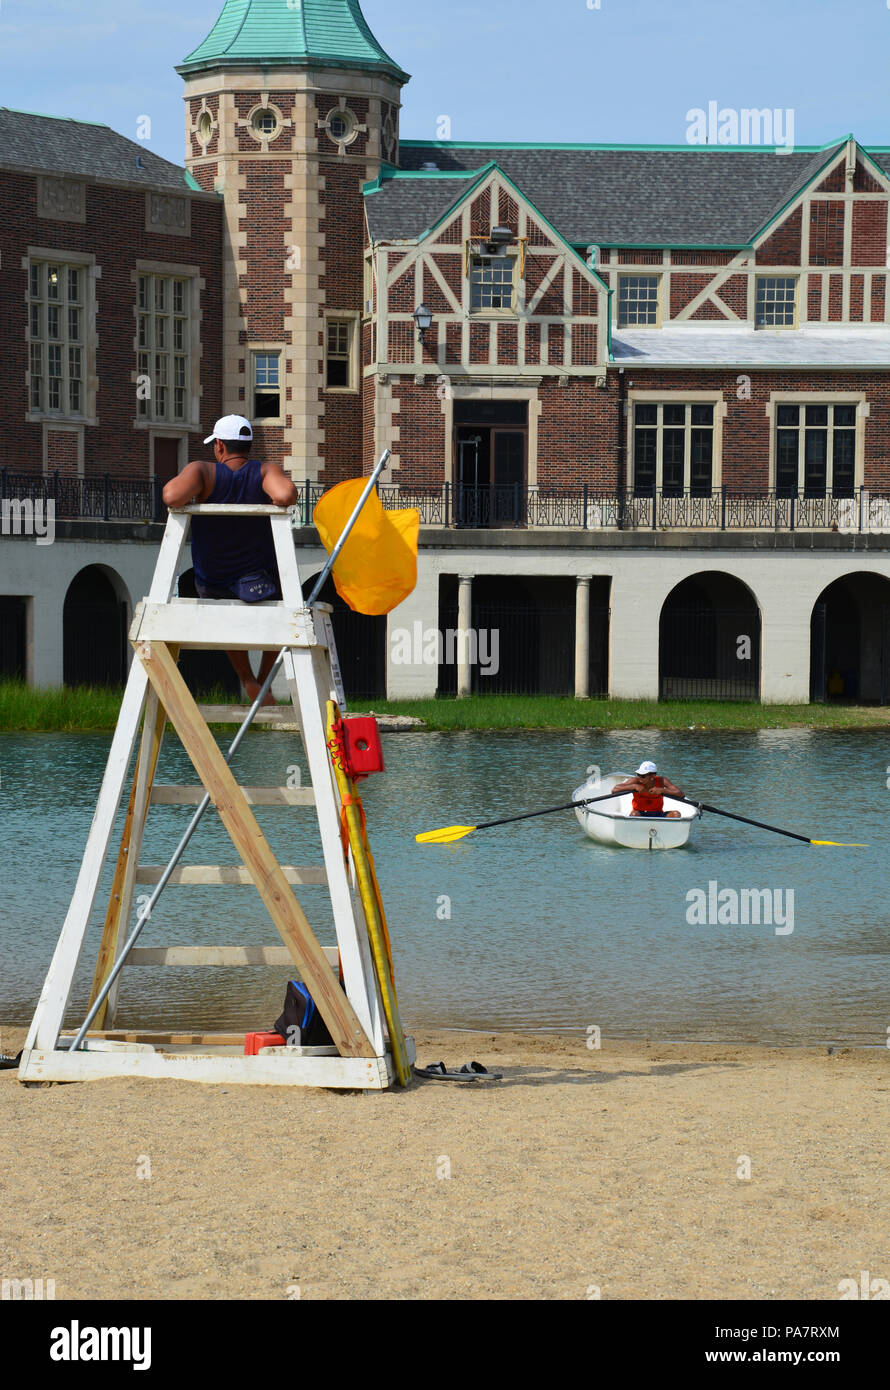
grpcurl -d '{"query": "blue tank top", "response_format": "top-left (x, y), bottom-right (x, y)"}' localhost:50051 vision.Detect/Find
top-left (190, 459), bottom-right (279, 590)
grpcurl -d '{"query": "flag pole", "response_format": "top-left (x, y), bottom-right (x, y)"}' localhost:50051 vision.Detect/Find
top-left (305, 449), bottom-right (390, 606)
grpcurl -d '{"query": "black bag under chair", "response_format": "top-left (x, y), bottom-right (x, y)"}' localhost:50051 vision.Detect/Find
top-left (274, 980), bottom-right (335, 1048)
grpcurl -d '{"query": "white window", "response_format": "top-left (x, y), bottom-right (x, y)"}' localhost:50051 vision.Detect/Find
top-left (756, 276), bottom-right (797, 328)
top-left (28, 261), bottom-right (85, 416)
top-left (618, 275), bottom-right (660, 327)
top-left (137, 274), bottom-right (190, 422)
top-left (325, 319), bottom-right (355, 389)
top-left (470, 255), bottom-right (515, 312)
top-left (252, 351), bottom-right (281, 418)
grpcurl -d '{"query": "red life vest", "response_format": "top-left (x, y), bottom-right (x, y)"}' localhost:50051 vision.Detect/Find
top-left (632, 777), bottom-right (664, 814)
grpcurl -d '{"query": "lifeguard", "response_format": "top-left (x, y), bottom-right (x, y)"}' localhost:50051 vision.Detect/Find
top-left (612, 761), bottom-right (684, 818)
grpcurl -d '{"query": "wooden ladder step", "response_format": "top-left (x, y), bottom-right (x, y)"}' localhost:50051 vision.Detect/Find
top-left (135, 865), bottom-right (327, 886)
top-left (151, 785), bottom-right (314, 806)
top-left (127, 945), bottom-right (338, 967)
top-left (197, 704), bottom-right (301, 727)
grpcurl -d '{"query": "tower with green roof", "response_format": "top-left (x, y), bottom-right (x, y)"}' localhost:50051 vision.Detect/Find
top-left (177, 0), bottom-right (408, 483)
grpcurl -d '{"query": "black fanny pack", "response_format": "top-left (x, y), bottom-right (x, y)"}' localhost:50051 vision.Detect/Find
top-left (231, 570), bottom-right (277, 603)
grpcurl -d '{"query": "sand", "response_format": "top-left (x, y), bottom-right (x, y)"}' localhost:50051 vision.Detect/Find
top-left (1, 1025), bottom-right (888, 1301)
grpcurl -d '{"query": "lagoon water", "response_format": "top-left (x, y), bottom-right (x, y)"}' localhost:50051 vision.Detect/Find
top-left (1, 726), bottom-right (888, 1046)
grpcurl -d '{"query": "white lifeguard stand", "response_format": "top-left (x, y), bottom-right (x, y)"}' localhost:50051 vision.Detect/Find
top-left (19, 502), bottom-right (413, 1089)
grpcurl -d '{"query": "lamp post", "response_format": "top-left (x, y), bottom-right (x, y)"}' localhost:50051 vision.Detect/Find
top-left (412, 302), bottom-right (433, 343)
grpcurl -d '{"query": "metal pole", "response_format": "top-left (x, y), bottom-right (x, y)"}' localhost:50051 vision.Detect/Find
top-left (71, 450), bottom-right (391, 1051)
top-left (305, 449), bottom-right (390, 606)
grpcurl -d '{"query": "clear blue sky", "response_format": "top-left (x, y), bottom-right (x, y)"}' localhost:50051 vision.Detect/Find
top-left (0, 0), bottom-right (887, 166)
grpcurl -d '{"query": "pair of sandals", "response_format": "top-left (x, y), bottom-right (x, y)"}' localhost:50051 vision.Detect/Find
top-left (414, 1060), bottom-right (502, 1083)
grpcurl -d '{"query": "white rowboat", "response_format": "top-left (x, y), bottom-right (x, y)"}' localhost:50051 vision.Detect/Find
top-left (573, 773), bottom-right (701, 850)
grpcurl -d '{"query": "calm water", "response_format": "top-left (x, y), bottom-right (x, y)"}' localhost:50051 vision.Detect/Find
top-left (1, 727), bottom-right (889, 1045)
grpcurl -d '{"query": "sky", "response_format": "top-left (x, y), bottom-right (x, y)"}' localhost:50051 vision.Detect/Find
top-left (0, 0), bottom-right (887, 166)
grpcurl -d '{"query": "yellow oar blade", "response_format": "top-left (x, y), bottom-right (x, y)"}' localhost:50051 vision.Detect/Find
top-left (810, 839), bottom-right (868, 847)
top-left (415, 824), bottom-right (477, 845)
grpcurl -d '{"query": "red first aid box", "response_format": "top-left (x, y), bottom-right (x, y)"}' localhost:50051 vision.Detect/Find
top-left (339, 715), bottom-right (385, 778)
top-left (244, 1031), bottom-right (285, 1056)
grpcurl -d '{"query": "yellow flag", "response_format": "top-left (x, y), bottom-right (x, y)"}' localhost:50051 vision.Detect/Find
top-left (313, 478), bottom-right (419, 616)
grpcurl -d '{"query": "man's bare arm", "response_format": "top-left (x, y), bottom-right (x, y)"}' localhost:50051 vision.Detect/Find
top-left (261, 461), bottom-right (299, 507)
top-left (162, 460), bottom-right (210, 507)
top-left (661, 777), bottom-right (684, 798)
top-left (609, 778), bottom-right (638, 794)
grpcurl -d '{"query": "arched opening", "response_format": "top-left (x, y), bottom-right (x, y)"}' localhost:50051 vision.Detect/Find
top-left (810, 572), bottom-right (890, 702)
top-left (437, 575), bottom-right (610, 696)
top-left (303, 571), bottom-right (387, 702)
top-left (659, 572), bottom-right (761, 701)
top-left (63, 566), bottom-right (128, 687)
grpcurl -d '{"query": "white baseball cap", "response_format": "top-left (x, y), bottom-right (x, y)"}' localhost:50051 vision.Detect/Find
top-left (204, 414), bottom-right (253, 445)
top-left (636, 760), bottom-right (658, 775)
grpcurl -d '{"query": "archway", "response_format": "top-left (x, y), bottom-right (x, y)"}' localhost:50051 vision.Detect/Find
top-left (810, 572), bottom-right (890, 702)
top-left (304, 571), bottom-right (387, 702)
top-left (63, 566), bottom-right (128, 687)
top-left (659, 572), bottom-right (761, 700)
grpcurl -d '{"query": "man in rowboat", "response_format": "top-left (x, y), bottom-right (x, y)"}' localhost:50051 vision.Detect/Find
top-left (611, 761), bottom-right (684, 818)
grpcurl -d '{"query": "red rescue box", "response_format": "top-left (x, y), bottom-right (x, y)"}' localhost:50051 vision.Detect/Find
top-left (244, 1031), bottom-right (285, 1056)
top-left (339, 715), bottom-right (385, 779)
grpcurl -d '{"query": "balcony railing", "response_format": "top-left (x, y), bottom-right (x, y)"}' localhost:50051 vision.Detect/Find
top-left (2, 471), bottom-right (888, 534)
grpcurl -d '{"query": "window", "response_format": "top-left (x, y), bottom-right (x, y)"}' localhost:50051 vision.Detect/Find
top-left (251, 108), bottom-right (278, 140)
top-left (756, 276), bottom-right (797, 327)
top-left (327, 110), bottom-right (356, 144)
top-left (28, 261), bottom-right (85, 416)
top-left (618, 275), bottom-right (660, 327)
top-left (632, 402), bottom-right (715, 496)
top-left (470, 255), bottom-right (515, 312)
top-left (137, 273), bottom-right (190, 422)
top-left (197, 112), bottom-right (213, 145)
top-left (325, 320), bottom-right (354, 388)
top-left (775, 403), bottom-right (857, 498)
top-left (252, 351), bottom-right (281, 418)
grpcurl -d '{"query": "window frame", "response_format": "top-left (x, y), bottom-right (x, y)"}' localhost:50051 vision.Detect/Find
top-left (755, 275), bottom-right (799, 329)
top-left (769, 396), bottom-right (863, 498)
top-left (323, 314), bottom-right (359, 393)
top-left (627, 391), bottom-right (724, 496)
top-left (468, 251), bottom-right (518, 317)
top-left (136, 272), bottom-right (192, 425)
top-left (250, 348), bottom-right (283, 423)
top-left (26, 250), bottom-right (96, 425)
top-left (616, 273), bottom-right (662, 329)
top-left (131, 261), bottom-right (201, 432)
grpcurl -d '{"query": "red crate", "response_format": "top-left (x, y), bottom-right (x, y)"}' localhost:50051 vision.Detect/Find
top-left (244, 1031), bottom-right (285, 1056)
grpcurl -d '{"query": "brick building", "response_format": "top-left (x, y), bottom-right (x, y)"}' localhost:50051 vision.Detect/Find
top-left (3, 0), bottom-right (890, 703)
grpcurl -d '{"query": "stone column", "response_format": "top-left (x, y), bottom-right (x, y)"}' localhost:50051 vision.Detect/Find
top-left (457, 574), bottom-right (473, 698)
top-left (574, 575), bottom-right (591, 699)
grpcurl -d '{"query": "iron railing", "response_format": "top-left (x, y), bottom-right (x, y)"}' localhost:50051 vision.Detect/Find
top-left (2, 471), bottom-right (888, 533)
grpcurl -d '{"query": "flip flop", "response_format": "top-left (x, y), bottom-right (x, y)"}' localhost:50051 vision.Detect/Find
top-left (414, 1060), bottom-right (502, 1082)
top-left (0, 1052), bottom-right (22, 1071)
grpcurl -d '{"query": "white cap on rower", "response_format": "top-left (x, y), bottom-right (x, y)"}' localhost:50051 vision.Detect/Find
top-left (204, 414), bottom-right (253, 445)
top-left (636, 760), bottom-right (658, 775)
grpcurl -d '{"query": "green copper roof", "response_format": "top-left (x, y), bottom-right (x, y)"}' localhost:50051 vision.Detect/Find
top-left (178, 0), bottom-right (408, 81)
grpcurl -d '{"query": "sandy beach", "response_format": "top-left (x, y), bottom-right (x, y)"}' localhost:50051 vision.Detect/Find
top-left (1, 1026), bottom-right (887, 1301)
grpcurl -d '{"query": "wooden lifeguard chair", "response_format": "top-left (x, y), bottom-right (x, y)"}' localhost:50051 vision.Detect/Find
top-left (18, 500), bottom-right (413, 1089)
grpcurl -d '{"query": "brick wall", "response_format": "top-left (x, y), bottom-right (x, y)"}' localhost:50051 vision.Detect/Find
top-left (0, 166), bottom-right (223, 477)
top-left (851, 202), bottom-right (887, 265)
top-left (755, 206), bottom-right (802, 264)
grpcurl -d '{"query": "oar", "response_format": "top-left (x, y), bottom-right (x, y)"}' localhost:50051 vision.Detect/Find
top-left (416, 791), bottom-right (621, 844)
top-left (672, 798), bottom-right (866, 848)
